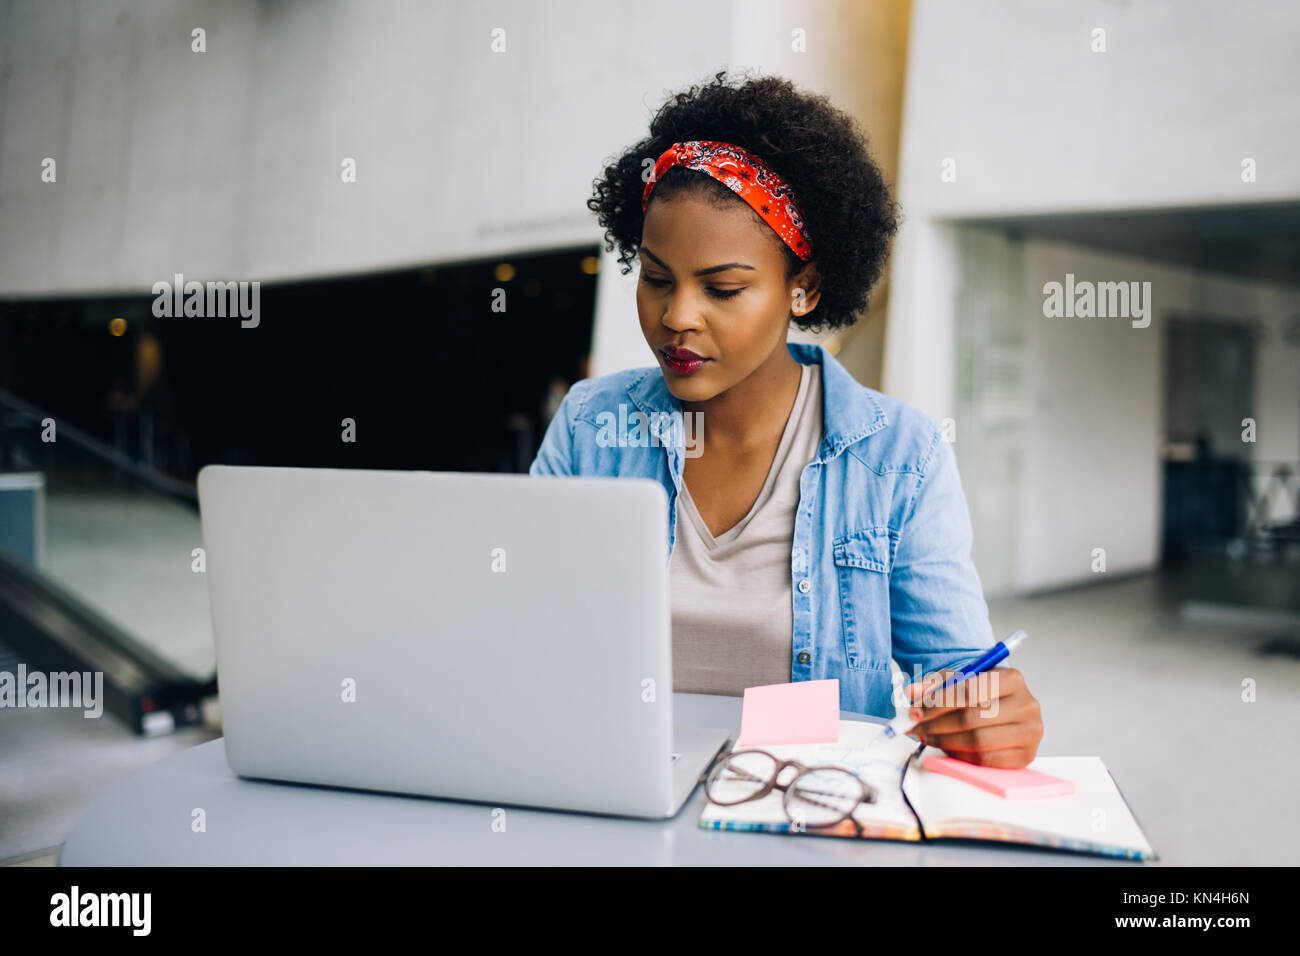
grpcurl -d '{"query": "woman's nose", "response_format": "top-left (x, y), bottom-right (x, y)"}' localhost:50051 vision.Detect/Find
top-left (660, 291), bottom-right (706, 330)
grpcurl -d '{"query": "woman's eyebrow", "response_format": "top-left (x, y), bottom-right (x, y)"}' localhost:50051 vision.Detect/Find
top-left (640, 246), bottom-right (755, 276)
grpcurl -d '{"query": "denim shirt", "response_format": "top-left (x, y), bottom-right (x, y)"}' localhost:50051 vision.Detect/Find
top-left (528, 341), bottom-right (996, 719)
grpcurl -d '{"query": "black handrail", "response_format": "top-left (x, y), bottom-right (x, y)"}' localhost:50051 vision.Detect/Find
top-left (0, 385), bottom-right (197, 506)
top-left (0, 544), bottom-right (216, 734)
top-left (0, 385), bottom-right (214, 734)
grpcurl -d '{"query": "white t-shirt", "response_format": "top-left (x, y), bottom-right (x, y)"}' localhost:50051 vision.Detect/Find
top-left (670, 361), bottom-right (824, 696)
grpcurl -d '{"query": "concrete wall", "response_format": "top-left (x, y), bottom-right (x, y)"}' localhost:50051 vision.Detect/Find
top-left (957, 229), bottom-right (1300, 595)
top-left (0, 0), bottom-right (732, 295)
top-left (888, 0), bottom-right (1300, 593)
top-left (893, 0), bottom-right (1300, 220)
top-left (887, 0), bottom-right (1300, 407)
top-left (2, 0), bottom-right (915, 390)
top-left (1020, 239), bottom-right (1300, 591)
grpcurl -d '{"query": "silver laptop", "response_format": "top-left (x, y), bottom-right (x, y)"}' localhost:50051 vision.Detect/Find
top-left (196, 465), bottom-right (730, 819)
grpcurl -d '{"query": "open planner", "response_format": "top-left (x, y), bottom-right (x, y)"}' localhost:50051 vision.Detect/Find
top-left (698, 719), bottom-right (1156, 860)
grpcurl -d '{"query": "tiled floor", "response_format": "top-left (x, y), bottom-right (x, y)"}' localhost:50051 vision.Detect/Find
top-left (0, 696), bottom-right (220, 863)
top-left (984, 561), bottom-right (1300, 866)
top-left (3, 562), bottom-right (1297, 866)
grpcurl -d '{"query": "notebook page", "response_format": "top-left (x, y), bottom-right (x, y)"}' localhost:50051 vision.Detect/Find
top-left (904, 754), bottom-right (1155, 858)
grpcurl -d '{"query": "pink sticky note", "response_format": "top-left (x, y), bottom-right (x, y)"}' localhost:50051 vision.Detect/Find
top-left (923, 755), bottom-right (1076, 799)
top-left (735, 679), bottom-right (840, 747)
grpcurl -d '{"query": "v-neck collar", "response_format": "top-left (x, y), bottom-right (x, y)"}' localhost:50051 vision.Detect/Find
top-left (678, 361), bottom-right (813, 549)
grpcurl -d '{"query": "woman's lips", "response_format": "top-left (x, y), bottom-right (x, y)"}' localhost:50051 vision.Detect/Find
top-left (661, 346), bottom-right (709, 376)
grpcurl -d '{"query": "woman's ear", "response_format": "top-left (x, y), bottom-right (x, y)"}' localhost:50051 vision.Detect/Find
top-left (790, 263), bottom-right (822, 316)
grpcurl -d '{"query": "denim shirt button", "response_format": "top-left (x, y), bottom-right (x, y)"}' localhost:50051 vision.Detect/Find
top-left (797, 578), bottom-right (811, 594)
top-left (797, 651), bottom-right (811, 664)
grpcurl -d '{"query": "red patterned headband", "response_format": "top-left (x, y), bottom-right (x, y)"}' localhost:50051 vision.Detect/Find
top-left (641, 140), bottom-right (813, 260)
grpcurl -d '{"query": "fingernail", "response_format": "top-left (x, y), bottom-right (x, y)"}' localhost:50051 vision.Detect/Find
top-left (909, 708), bottom-right (921, 720)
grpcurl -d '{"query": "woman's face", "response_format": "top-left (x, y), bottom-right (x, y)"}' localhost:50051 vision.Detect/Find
top-left (637, 191), bottom-right (820, 403)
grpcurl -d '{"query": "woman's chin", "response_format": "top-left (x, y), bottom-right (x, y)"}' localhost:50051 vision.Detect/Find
top-left (660, 367), bottom-right (721, 401)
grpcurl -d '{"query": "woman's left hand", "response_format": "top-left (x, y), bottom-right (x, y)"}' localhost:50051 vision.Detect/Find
top-left (902, 667), bottom-right (1042, 768)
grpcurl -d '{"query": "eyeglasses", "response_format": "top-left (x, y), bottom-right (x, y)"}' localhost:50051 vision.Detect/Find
top-left (704, 748), bottom-right (879, 835)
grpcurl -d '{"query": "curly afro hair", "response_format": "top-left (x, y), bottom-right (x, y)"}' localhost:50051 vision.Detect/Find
top-left (588, 69), bottom-right (900, 334)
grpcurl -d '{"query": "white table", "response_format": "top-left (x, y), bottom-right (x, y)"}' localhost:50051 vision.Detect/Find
top-left (60, 694), bottom-right (1137, 865)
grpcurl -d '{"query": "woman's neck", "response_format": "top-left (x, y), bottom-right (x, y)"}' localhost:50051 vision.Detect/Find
top-left (682, 346), bottom-right (804, 455)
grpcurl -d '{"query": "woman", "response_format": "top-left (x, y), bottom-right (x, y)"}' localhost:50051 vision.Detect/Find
top-left (531, 71), bottom-right (1042, 768)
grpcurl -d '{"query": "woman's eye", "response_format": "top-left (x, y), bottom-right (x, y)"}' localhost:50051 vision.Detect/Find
top-left (641, 275), bottom-right (742, 300)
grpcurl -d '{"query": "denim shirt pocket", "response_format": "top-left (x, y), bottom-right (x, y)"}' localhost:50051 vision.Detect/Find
top-left (832, 526), bottom-right (898, 671)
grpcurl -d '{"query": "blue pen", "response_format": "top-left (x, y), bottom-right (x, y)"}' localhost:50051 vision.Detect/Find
top-left (881, 630), bottom-right (1028, 740)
